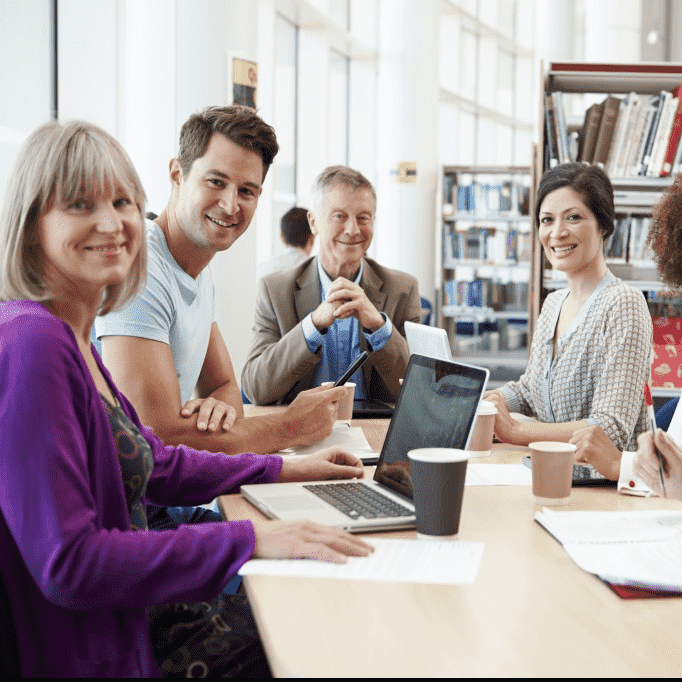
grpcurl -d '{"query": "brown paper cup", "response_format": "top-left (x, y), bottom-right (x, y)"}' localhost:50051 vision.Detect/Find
top-left (528, 442), bottom-right (576, 506)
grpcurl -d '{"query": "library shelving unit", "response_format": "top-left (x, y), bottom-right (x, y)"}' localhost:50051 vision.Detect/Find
top-left (438, 165), bottom-right (532, 387)
top-left (533, 62), bottom-right (682, 400)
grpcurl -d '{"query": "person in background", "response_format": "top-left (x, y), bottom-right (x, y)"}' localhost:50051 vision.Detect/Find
top-left (484, 163), bottom-right (652, 466)
top-left (242, 165), bottom-right (421, 405)
top-left (0, 119), bottom-right (372, 677)
top-left (256, 206), bottom-right (315, 280)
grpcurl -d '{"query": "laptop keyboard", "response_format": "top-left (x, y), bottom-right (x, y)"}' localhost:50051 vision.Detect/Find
top-left (303, 482), bottom-right (413, 520)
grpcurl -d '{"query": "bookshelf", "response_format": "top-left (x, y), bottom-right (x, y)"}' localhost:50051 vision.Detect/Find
top-left (533, 62), bottom-right (682, 399)
top-left (438, 165), bottom-right (531, 387)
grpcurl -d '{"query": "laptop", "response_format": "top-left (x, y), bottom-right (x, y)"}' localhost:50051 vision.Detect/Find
top-left (241, 354), bottom-right (490, 533)
top-left (404, 320), bottom-right (453, 361)
top-left (352, 397), bottom-right (394, 419)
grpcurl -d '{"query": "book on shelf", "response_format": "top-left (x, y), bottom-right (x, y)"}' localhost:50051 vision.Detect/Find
top-left (577, 101), bottom-right (603, 163)
top-left (629, 217), bottom-right (655, 265)
top-left (592, 95), bottom-right (621, 169)
top-left (603, 216), bottom-right (630, 263)
top-left (605, 93), bottom-right (636, 176)
top-left (661, 85), bottom-right (682, 176)
top-left (550, 86), bottom-right (682, 177)
top-left (648, 93), bottom-right (677, 176)
top-left (544, 105), bottom-right (558, 169)
top-left (638, 91), bottom-right (668, 176)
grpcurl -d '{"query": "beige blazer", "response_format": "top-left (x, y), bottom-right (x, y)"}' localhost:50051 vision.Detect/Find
top-left (241, 256), bottom-right (422, 405)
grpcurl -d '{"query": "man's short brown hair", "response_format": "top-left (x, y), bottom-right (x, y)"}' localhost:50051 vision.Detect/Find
top-left (177, 105), bottom-right (279, 181)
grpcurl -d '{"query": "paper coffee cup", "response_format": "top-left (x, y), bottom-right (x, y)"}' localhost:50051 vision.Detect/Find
top-left (528, 442), bottom-right (576, 506)
top-left (467, 400), bottom-right (497, 457)
top-left (408, 448), bottom-right (468, 538)
top-left (321, 381), bottom-right (356, 422)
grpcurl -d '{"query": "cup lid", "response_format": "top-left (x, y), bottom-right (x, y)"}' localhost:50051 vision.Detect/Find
top-left (477, 400), bottom-right (497, 415)
top-left (528, 441), bottom-right (577, 453)
top-left (407, 448), bottom-right (469, 463)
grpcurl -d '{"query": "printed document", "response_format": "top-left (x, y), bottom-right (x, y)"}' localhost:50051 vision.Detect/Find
top-left (240, 538), bottom-right (485, 585)
top-left (536, 508), bottom-right (682, 590)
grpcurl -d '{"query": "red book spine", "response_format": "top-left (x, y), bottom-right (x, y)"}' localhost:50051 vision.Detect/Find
top-left (661, 84), bottom-right (682, 176)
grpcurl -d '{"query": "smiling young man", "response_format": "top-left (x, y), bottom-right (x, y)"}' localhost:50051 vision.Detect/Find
top-left (95, 106), bottom-right (346, 460)
top-left (241, 165), bottom-right (422, 406)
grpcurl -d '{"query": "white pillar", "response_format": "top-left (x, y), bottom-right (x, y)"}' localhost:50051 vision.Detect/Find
top-left (583, 0), bottom-right (642, 62)
top-left (374, 0), bottom-right (439, 306)
top-left (535, 0), bottom-right (575, 63)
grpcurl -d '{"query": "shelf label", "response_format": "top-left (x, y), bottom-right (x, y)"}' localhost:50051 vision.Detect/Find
top-left (390, 161), bottom-right (418, 184)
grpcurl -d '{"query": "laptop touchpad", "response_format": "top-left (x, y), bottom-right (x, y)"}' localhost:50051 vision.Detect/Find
top-left (268, 494), bottom-right (329, 512)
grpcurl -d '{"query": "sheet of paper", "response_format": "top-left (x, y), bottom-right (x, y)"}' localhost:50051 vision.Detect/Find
top-left (535, 508), bottom-right (682, 591)
top-left (465, 463), bottom-right (532, 486)
top-left (239, 538), bottom-right (484, 585)
top-left (563, 541), bottom-right (682, 591)
top-left (535, 508), bottom-right (682, 544)
top-left (277, 423), bottom-right (376, 461)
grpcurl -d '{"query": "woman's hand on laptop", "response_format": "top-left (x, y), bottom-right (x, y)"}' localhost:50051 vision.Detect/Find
top-left (278, 447), bottom-right (365, 482)
top-left (251, 519), bottom-right (374, 563)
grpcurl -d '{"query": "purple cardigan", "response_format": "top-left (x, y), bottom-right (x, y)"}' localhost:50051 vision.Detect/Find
top-left (0, 301), bottom-right (282, 677)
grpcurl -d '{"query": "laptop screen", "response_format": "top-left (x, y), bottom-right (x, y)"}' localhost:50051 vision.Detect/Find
top-left (373, 354), bottom-right (489, 501)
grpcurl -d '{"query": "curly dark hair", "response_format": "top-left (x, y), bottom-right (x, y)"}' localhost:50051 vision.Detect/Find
top-left (647, 174), bottom-right (682, 289)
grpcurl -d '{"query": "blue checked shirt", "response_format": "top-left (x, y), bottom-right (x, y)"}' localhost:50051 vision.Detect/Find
top-left (300, 259), bottom-right (393, 399)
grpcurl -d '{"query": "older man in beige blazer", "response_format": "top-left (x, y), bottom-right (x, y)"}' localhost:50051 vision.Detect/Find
top-left (242, 166), bottom-right (421, 406)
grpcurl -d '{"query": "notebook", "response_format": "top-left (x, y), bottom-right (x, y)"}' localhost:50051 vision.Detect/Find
top-left (241, 354), bottom-right (490, 533)
top-left (404, 320), bottom-right (453, 361)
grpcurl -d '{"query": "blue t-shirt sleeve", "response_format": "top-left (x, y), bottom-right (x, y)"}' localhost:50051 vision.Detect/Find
top-left (95, 248), bottom-right (174, 343)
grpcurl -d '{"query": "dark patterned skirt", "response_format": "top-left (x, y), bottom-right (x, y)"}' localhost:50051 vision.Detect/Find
top-left (148, 593), bottom-right (271, 677)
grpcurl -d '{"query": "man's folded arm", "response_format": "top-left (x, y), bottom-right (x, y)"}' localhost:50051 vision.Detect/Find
top-left (101, 334), bottom-right (315, 454)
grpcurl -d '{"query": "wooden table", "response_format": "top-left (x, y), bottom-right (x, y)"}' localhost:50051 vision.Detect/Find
top-left (221, 416), bottom-right (682, 677)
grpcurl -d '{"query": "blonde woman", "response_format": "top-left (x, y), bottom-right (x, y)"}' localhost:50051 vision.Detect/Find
top-left (0, 120), bottom-right (371, 677)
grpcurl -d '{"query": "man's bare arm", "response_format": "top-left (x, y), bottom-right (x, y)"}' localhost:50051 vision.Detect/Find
top-left (100, 335), bottom-right (343, 454)
top-left (196, 323), bottom-right (245, 418)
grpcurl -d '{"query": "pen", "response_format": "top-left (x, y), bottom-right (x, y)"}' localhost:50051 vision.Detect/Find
top-left (644, 382), bottom-right (667, 496)
top-left (334, 351), bottom-right (369, 387)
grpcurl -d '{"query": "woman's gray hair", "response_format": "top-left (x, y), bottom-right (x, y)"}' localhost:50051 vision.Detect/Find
top-left (310, 165), bottom-right (376, 215)
top-left (0, 120), bottom-right (147, 316)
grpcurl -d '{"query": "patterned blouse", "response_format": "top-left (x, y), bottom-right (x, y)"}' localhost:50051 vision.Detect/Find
top-left (101, 394), bottom-right (154, 531)
top-left (498, 272), bottom-right (652, 451)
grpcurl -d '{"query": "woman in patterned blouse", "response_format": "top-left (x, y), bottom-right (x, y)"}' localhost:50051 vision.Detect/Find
top-left (484, 163), bottom-right (651, 479)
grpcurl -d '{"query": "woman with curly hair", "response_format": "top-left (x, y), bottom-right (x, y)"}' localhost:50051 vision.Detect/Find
top-left (634, 175), bottom-right (682, 499)
top-left (484, 163), bottom-right (653, 483)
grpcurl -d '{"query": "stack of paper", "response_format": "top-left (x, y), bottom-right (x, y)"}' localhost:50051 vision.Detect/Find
top-left (536, 508), bottom-right (682, 591)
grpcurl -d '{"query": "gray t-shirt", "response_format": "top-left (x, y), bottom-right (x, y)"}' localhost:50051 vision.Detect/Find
top-left (95, 220), bottom-right (215, 404)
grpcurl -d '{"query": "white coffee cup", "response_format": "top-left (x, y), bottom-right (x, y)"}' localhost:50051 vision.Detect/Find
top-left (467, 400), bottom-right (497, 457)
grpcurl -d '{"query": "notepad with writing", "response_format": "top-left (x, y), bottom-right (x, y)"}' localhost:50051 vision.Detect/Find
top-left (535, 508), bottom-right (682, 598)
